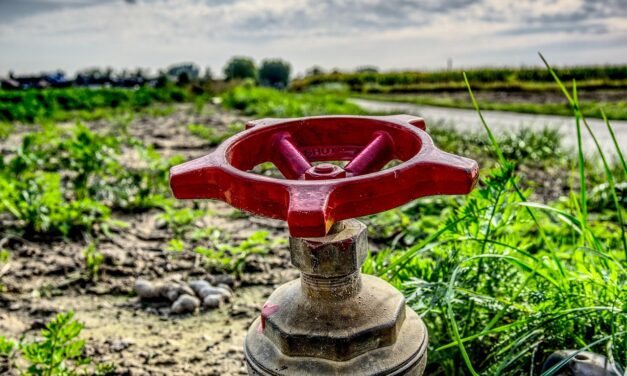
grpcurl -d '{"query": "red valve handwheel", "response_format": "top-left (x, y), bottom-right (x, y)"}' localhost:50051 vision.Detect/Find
top-left (170, 115), bottom-right (479, 237)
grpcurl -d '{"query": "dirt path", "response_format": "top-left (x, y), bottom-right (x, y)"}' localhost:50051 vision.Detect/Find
top-left (351, 98), bottom-right (627, 160)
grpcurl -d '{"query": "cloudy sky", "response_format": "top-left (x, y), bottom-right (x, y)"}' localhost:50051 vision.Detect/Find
top-left (0, 0), bottom-right (626, 77)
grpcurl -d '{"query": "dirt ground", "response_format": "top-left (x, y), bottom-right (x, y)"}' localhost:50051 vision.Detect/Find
top-left (0, 102), bottom-right (580, 375)
top-left (0, 104), bottom-right (301, 375)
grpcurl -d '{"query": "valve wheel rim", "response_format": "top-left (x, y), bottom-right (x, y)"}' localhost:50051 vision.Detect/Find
top-left (170, 115), bottom-right (479, 237)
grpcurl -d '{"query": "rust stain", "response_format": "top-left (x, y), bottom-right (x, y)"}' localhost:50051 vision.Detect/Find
top-left (258, 302), bottom-right (280, 334)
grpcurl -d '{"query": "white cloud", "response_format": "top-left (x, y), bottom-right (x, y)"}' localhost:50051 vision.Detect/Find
top-left (0, 0), bottom-right (625, 76)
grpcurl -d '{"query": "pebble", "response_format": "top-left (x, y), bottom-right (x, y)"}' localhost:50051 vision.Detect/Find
top-left (135, 279), bottom-right (160, 299)
top-left (197, 286), bottom-right (229, 299)
top-left (135, 277), bottom-right (235, 314)
top-left (189, 280), bottom-right (211, 295)
top-left (171, 294), bottom-right (200, 314)
top-left (109, 339), bottom-right (133, 352)
top-left (217, 283), bottom-right (233, 294)
top-left (213, 274), bottom-right (235, 287)
top-left (202, 295), bottom-right (224, 309)
top-left (161, 283), bottom-right (195, 302)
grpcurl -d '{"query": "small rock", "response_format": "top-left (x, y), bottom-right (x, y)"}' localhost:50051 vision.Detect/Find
top-left (109, 339), bottom-right (133, 352)
top-left (216, 287), bottom-right (233, 302)
top-left (154, 217), bottom-right (168, 230)
top-left (161, 285), bottom-right (181, 302)
top-left (135, 279), bottom-right (159, 299)
top-left (189, 280), bottom-right (211, 295)
top-left (161, 283), bottom-right (195, 302)
top-left (213, 274), bottom-right (234, 287)
top-left (217, 283), bottom-right (233, 294)
top-left (197, 286), bottom-right (229, 299)
top-left (202, 295), bottom-right (224, 309)
top-left (171, 294), bottom-right (200, 314)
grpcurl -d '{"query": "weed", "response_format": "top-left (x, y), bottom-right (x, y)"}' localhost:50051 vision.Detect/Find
top-left (83, 243), bottom-right (104, 281)
top-left (0, 122), bottom-right (14, 140)
top-left (0, 86), bottom-right (189, 123)
top-left (0, 122), bottom-right (180, 237)
top-left (364, 61), bottom-right (627, 374)
top-left (166, 238), bottom-right (186, 253)
top-left (0, 312), bottom-right (115, 375)
top-left (221, 85), bottom-right (365, 117)
top-left (0, 249), bottom-right (10, 264)
top-left (187, 122), bottom-right (244, 146)
top-left (157, 206), bottom-right (205, 238)
top-left (194, 230), bottom-right (282, 276)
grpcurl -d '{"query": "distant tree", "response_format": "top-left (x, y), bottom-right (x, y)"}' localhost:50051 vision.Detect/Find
top-left (306, 65), bottom-right (325, 76)
top-left (258, 59), bottom-right (291, 88)
top-left (356, 65), bottom-right (378, 73)
top-left (224, 57), bottom-right (257, 81)
top-left (155, 69), bottom-right (170, 88)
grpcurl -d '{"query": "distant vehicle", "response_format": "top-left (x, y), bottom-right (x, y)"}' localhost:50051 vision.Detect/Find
top-left (1, 70), bottom-right (70, 90)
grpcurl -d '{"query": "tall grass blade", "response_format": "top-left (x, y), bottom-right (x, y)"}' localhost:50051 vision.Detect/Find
top-left (601, 110), bottom-right (627, 176)
top-left (539, 52), bottom-right (627, 259)
top-left (464, 72), bottom-right (566, 277)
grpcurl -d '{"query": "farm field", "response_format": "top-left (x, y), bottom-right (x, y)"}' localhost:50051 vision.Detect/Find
top-left (292, 65), bottom-right (627, 120)
top-left (0, 73), bottom-right (626, 376)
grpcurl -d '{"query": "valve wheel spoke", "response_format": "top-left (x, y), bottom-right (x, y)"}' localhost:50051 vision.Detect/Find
top-left (271, 132), bottom-right (312, 179)
top-left (345, 131), bottom-right (394, 176)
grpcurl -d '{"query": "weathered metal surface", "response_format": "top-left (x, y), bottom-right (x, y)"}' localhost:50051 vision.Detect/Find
top-left (169, 114), bottom-right (478, 237)
top-left (244, 219), bottom-right (428, 375)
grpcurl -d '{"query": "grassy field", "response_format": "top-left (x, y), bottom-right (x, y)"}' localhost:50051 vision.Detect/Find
top-left (292, 65), bottom-right (627, 120)
top-left (292, 65), bottom-right (627, 92)
top-left (0, 66), bottom-right (625, 375)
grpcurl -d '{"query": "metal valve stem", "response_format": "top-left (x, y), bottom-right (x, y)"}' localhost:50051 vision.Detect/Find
top-left (244, 219), bottom-right (428, 375)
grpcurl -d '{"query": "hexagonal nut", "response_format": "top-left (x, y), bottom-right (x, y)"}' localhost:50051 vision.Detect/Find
top-left (289, 219), bottom-right (367, 277)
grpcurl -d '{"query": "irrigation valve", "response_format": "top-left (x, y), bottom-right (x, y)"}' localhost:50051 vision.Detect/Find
top-left (170, 115), bottom-right (479, 375)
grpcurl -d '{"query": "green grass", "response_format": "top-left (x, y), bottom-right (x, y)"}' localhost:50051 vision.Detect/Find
top-left (187, 122), bottom-right (245, 146)
top-left (355, 93), bottom-right (627, 120)
top-left (291, 66), bottom-right (627, 92)
top-left (0, 64), bottom-right (624, 374)
top-left (0, 85), bottom-right (190, 123)
top-left (0, 312), bottom-right (115, 375)
top-left (220, 84), bottom-right (366, 117)
top-left (361, 61), bottom-right (626, 375)
top-left (0, 122), bottom-right (180, 237)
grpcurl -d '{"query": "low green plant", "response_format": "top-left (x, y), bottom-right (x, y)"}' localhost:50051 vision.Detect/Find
top-left (187, 122), bottom-right (244, 146)
top-left (83, 243), bottom-right (104, 281)
top-left (0, 171), bottom-right (111, 236)
top-left (0, 312), bottom-right (115, 375)
top-left (0, 122), bottom-right (14, 140)
top-left (156, 206), bottom-right (205, 238)
top-left (194, 230), bottom-right (282, 276)
top-left (166, 238), bottom-right (185, 253)
top-left (221, 84), bottom-right (366, 117)
top-left (0, 122), bottom-right (180, 237)
top-left (0, 85), bottom-right (189, 123)
top-left (364, 59), bottom-right (627, 375)
top-left (0, 249), bottom-right (10, 264)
